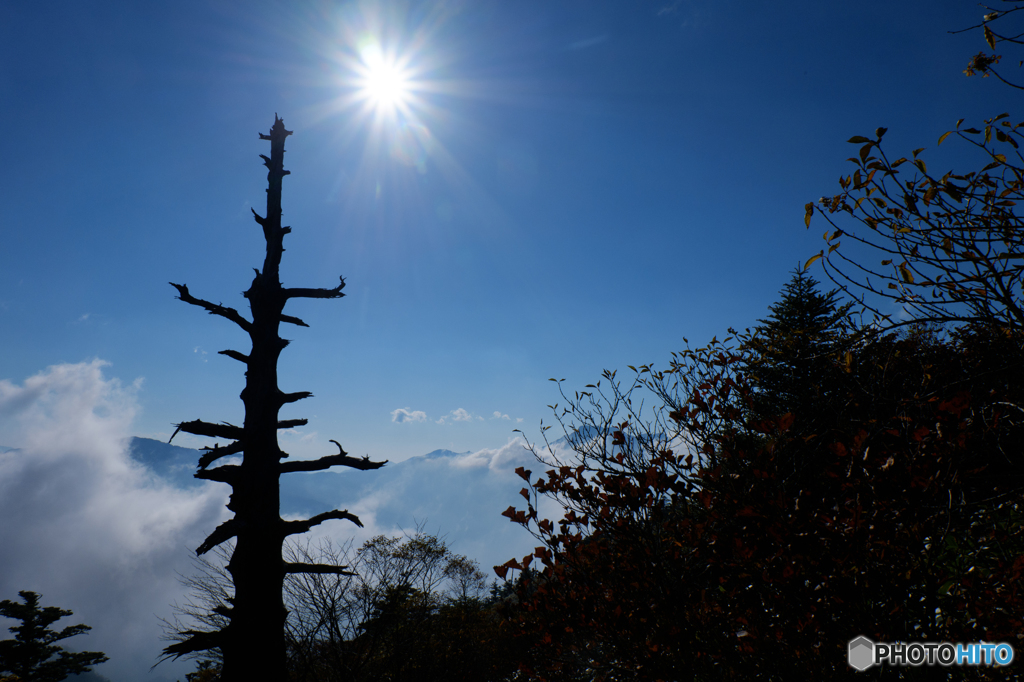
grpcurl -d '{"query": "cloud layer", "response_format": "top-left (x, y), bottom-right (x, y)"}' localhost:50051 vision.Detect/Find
top-left (0, 362), bottom-right (556, 680)
top-left (282, 437), bottom-right (564, 575)
top-left (0, 361), bottom-right (227, 682)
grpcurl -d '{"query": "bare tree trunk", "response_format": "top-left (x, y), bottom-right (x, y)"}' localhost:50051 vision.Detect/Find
top-left (162, 116), bottom-right (386, 681)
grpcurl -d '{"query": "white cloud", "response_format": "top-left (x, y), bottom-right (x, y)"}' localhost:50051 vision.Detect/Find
top-left (391, 407), bottom-right (427, 423)
top-left (286, 436), bottom-right (555, 575)
top-left (0, 364), bottom-right (566, 680)
top-left (516, 417), bottom-right (524, 423)
top-left (0, 361), bottom-right (228, 682)
top-left (449, 438), bottom-right (536, 471)
top-left (491, 411), bottom-right (510, 420)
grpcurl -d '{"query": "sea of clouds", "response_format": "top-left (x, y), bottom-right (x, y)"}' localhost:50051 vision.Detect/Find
top-left (0, 360), bottom-right (558, 682)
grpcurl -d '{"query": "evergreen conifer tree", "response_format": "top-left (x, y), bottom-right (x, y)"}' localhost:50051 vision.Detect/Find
top-left (743, 268), bottom-right (856, 427)
top-left (0, 591), bottom-right (108, 682)
top-left (736, 269), bottom-right (859, 490)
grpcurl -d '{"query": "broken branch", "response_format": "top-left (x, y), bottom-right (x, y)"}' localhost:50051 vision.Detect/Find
top-left (196, 519), bottom-right (240, 556)
top-left (175, 419), bottom-right (245, 442)
top-left (283, 277), bottom-right (346, 300)
top-left (170, 282), bottom-right (252, 332)
top-left (283, 562), bottom-right (356, 576)
top-left (198, 441), bottom-right (244, 469)
top-left (218, 349), bottom-right (250, 364)
top-left (283, 509), bottom-right (362, 537)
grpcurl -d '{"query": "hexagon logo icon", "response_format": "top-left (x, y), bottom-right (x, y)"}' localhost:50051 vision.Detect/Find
top-left (848, 636), bottom-right (875, 671)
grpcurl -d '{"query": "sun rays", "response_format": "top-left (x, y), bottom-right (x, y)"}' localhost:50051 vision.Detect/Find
top-left (355, 43), bottom-right (412, 112)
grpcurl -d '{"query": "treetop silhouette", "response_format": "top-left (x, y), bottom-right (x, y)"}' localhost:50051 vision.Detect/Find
top-left (0, 590), bottom-right (108, 682)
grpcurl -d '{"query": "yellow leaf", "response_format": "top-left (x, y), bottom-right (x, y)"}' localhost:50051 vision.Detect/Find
top-left (984, 25), bottom-right (996, 50)
top-left (804, 251), bottom-right (823, 271)
top-left (938, 131), bottom-right (952, 145)
top-left (804, 202), bottom-right (814, 227)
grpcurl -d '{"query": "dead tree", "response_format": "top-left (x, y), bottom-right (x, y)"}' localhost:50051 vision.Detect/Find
top-left (161, 116), bottom-right (386, 681)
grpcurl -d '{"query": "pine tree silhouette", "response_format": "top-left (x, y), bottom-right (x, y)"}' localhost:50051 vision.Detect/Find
top-left (0, 590), bottom-right (108, 682)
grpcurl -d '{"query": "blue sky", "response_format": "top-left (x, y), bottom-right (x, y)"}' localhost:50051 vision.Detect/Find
top-left (0, 1), bottom-right (1017, 679)
top-left (1, 0), bottom-right (1010, 462)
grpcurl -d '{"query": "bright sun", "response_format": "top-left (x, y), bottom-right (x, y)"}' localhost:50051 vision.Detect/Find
top-left (358, 45), bottom-right (411, 110)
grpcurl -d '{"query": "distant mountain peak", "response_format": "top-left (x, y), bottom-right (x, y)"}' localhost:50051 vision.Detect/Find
top-left (422, 448), bottom-right (472, 460)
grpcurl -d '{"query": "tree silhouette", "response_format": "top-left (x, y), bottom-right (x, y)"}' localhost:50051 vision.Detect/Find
top-left (166, 532), bottom-right (519, 682)
top-left (160, 116), bottom-right (386, 682)
top-left (0, 590), bottom-right (108, 682)
top-left (742, 270), bottom-right (855, 422)
top-left (805, 4), bottom-right (1024, 333)
top-left (738, 271), bottom-right (861, 491)
top-left (498, 320), bottom-right (1024, 679)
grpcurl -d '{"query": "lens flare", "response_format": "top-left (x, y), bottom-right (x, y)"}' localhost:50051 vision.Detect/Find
top-left (358, 44), bottom-right (411, 111)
